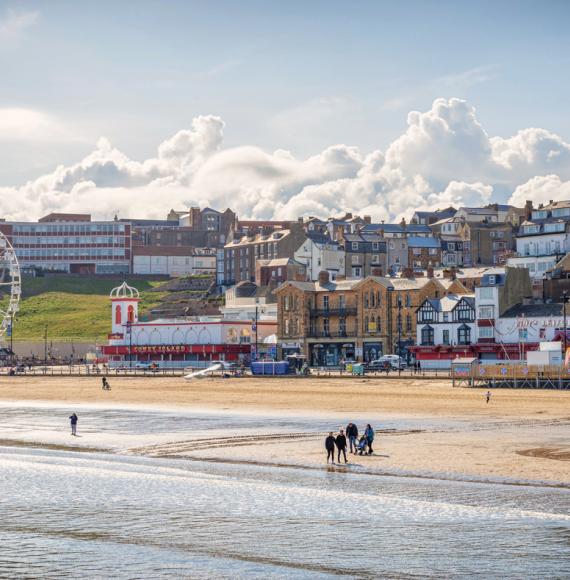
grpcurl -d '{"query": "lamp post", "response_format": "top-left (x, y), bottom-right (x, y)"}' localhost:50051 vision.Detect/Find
top-left (43, 324), bottom-right (48, 367)
top-left (563, 291), bottom-right (568, 360)
top-left (126, 320), bottom-right (133, 370)
top-left (397, 295), bottom-right (402, 376)
top-left (9, 312), bottom-right (14, 367)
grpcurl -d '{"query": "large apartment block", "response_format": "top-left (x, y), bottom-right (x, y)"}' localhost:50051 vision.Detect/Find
top-left (0, 213), bottom-right (131, 274)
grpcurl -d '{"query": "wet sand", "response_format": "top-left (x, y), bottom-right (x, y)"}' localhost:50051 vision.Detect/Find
top-left (0, 375), bottom-right (569, 484)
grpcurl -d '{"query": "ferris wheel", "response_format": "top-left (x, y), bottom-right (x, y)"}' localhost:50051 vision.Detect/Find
top-left (0, 231), bottom-right (21, 341)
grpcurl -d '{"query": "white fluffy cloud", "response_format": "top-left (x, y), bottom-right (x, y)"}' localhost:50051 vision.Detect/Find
top-left (1, 98), bottom-right (570, 222)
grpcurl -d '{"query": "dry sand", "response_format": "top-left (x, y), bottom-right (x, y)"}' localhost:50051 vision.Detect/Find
top-left (1, 374), bottom-right (569, 485)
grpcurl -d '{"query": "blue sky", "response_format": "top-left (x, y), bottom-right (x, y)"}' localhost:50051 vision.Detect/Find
top-left (1, 0), bottom-right (570, 220)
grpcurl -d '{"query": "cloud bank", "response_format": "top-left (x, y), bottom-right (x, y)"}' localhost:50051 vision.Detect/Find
top-left (1, 98), bottom-right (570, 222)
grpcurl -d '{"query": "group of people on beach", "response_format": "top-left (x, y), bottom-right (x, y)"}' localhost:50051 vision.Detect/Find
top-left (325, 422), bottom-right (375, 464)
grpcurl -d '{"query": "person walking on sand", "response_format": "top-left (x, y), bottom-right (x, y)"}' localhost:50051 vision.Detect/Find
top-left (335, 429), bottom-right (348, 463)
top-left (346, 422), bottom-right (359, 454)
top-left (325, 432), bottom-right (336, 464)
top-left (485, 390), bottom-right (492, 404)
top-left (364, 423), bottom-right (375, 454)
top-left (102, 377), bottom-right (111, 390)
top-left (69, 413), bottom-right (78, 436)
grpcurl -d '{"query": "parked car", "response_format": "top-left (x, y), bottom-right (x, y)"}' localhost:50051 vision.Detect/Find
top-left (366, 359), bottom-right (392, 373)
top-left (373, 355), bottom-right (407, 370)
top-left (135, 362), bottom-right (160, 372)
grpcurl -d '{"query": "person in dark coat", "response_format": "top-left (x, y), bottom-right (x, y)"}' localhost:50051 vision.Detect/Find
top-left (346, 422), bottom-right (359, 453)
top-left (69, 413), bottom-right (78, 436)
top-left (325, 432), bottom-right (336, 464)
top-left (335, 429), bottom-right (348, 463)
top-left (364, 424), bottom-right (375, 454)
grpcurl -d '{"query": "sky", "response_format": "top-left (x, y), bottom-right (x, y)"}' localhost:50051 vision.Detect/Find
top-left (1, 0), bottom-right (570, 221)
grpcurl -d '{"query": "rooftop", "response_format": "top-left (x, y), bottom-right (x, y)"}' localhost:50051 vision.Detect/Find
top-left (501, 302), bottom-right (563, 318)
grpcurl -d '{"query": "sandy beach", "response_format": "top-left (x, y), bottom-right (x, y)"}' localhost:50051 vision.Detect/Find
top-left (0, 375), bottom-right (569, 485)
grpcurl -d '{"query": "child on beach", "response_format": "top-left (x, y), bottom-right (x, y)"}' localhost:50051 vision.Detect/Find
top-left (485, 391), bottom-right (492, 404)
top-left (357, 435), bottom-right (368, 455)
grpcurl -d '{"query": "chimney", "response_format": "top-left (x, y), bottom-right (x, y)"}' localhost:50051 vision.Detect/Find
top-left (400, 217), bottom-right (407, 229)
top-left (524, 200), bottom-right (533, 220)
top-left (427, 265), bottom-right (434, 278)
top-left (318, 271), bottom-right (330, 285)
top-left (363, 215), bottom-right (371, 225)
top-left (371, 267), bottom-right (383, 277)
top-left (522, 296), bottom-right (532, 305)
top-left (450, 266), bottom-right (457, 280)
top-left (402, 267), bottom-right (414, 279)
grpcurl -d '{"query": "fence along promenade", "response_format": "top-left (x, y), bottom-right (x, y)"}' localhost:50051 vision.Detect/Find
top-left (452, 359), bottom-right (570, 389)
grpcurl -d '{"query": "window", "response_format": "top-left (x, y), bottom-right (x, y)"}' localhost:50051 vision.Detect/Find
top-left (284, 296), bottom-right (290, 311)
top-left (479, 287), bottom-right (493, 300)
top-left (429, 248), bottom-right (438, 255)
top-left (479, 326), bottom-right (494, 339)
top-left (443, 313), bottom-right (449, 322)
top-left (339, 295), bottom-right (345, 309)
top-left (352, 242), bottom-right (359, 250)
top-left (443, 330), bottom-right (450, 344)
top-left (372, 254), bottom-right (380, 264)
top-left (419, 306), bottom-right (435, 323)
top-left (284, 319), bottom-right (290, 335)
top-left (351, 255), bottom-right (360, 265)
top-left (372, 241), bottom-right (379, 250)
top-left (370, 291), bottom-right (375, 307)
top-left (519, 328), bottom-right (528, 342)
top-left (457, 324), bottom-right (471, 345)
top-left (479, 306), bottom-right (494, 319)
top-left (405, 294), bottom-right (412, 307)
top-left (323, 295), bottom-right (329, 309)
top-left (412, 247), bottom-right (421, 256)
top-left (406, 314), bottom-right (412, 332)
top-left (421, 325), bottom-right (434, 345)
top-left (389, 241), bottom-right (395, 250)
top-left (323, 318), bottom-right (330, 335)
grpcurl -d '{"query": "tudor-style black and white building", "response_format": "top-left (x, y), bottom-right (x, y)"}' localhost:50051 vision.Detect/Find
top-left (412, 294), bottom-right (476, 369)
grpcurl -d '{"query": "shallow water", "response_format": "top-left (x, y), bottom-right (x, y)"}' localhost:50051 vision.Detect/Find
top-left (0, 405), bottom-right (569, 578)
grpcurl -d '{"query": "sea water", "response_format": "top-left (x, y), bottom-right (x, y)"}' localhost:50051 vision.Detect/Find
top-left (0, 405), bottom-right (568, 578)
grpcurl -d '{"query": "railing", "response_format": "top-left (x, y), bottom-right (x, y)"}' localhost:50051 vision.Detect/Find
top-left (309, 308), bottom-right (357, 317)
top-left (306, 330), bottom-right (358, 338)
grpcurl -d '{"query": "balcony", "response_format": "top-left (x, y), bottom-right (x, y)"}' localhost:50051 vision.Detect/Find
top-left (307, 330), bottom-right (358, 338)
top-left (309, 307), bottom-right (357, 318)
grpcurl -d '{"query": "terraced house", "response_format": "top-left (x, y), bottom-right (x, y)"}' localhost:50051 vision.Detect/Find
top-left (275, 271), bottom-right (448, 365)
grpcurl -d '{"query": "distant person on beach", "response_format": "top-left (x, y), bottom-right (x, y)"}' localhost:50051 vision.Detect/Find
top-left (335, 429), bottom-right (348, 463)
top-left (325, 432), bottom-right (336, 464)
top-left (364, 424), bottom-right (375, 454)
top-left (69, 413), bottom-right (78, 436)
top-left (485, 390), bottom-right (492, 404)
top-left (346, 422), bottom-right (359, 453)
top-left (102, 377), bottom-right (111, 390)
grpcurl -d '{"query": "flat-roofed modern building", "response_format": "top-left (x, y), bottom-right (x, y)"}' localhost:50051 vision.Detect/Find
top-left (0, 213), bottom-right (132, 274)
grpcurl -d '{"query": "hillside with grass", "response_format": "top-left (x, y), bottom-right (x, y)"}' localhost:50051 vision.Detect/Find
top-left (1, 275), bottom-right (220, 342)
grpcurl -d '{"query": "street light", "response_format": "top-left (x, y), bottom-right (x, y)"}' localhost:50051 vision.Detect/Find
top-left (126, 320), bottom-right (133, 369)
top-left (563, 290), bottom-right (568, 360)
top-left (9, 312), bottom-right (14, 367)
top-left (43, 324), bottom-right (48, 367)
top-left (397, 295), bottom-right (402, 376)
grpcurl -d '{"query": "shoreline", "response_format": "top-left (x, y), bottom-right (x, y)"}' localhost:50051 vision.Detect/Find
top-left (0, 375), bottom-right (568, 486)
